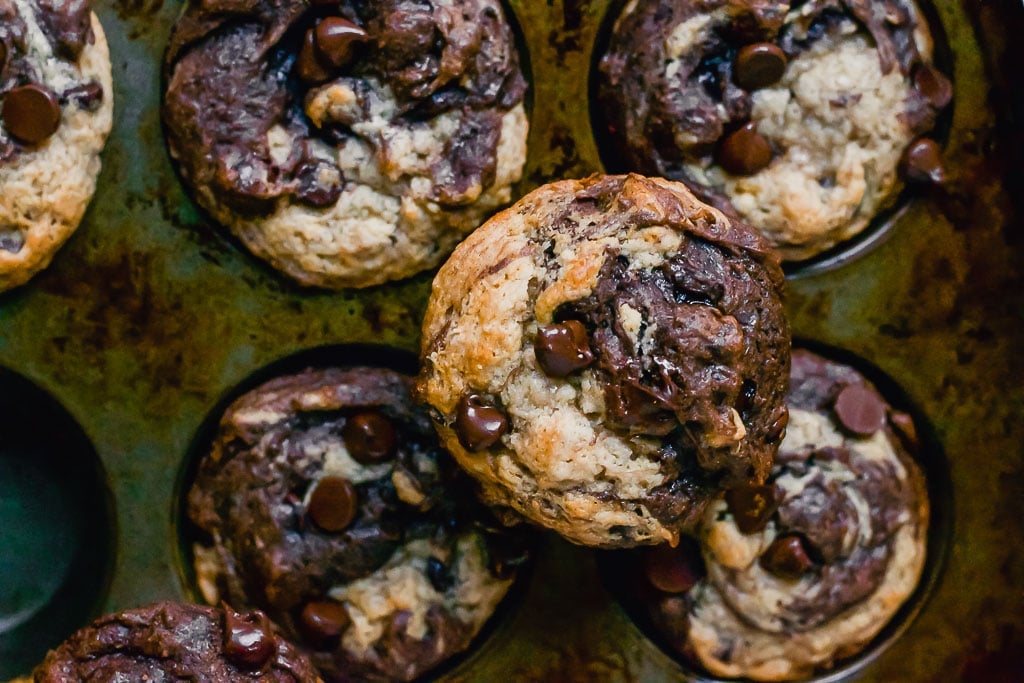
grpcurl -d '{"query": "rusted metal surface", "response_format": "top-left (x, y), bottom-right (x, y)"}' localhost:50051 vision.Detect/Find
top-left (0, 0), bottom-right (1021, 679)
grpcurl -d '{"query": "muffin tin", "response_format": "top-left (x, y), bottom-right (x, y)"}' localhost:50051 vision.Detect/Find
top-left (1, 0), bottom-right (1022, 680)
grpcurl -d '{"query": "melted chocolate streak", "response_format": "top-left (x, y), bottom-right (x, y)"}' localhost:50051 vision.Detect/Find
top-left (163, 0), bottom-right (527, 215)
top-left (528, 178), bottom-right (789, 530)
top-left (600, 0), bottom-right (940, 184)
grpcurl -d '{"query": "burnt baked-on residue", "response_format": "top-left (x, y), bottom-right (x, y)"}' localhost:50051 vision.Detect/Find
top-left (188, 367), bottom-right (526, 682)
top-left (597, 0), bottom-right (952, 260)
top-left (0, 0), bottom-right (112, 291)
top-left (418, 174), bottom-right (790, 548)
top-left (33, 602), bottom-right (321, 681)
top-left (163, 0), bottom-right (528, 289)
top-left (635, 349), bottom-right (929, 681)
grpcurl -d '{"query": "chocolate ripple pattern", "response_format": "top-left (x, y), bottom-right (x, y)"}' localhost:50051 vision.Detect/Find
top-left (636, 349), bottom-right (929, 681)
top-left (162, 0), bottom-right (529, 289)
top-left (187, 366), bottom-right (526, 682)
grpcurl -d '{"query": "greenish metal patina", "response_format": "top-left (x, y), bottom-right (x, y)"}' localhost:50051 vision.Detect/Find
top-left (0, 0), bottom-right (1021, 679)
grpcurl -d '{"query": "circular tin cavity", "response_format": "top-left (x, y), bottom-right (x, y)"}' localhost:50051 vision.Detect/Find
top-left (599, 341), bottom-right (952, 682)
top-left (0, 368), bottom-right (116, 679)
top-left (588, 0), bottom-right (955, 278)
top-left (173, 344), bottom-right (532, 682)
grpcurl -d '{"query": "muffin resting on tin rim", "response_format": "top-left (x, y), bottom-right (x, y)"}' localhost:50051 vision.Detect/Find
top-left (0, 0), bottom-right (113, 291)
top-left (633, 349), bottom-right (929, 681)
top-left (187, 366), bottom-right (527, 682)
top-left (32, 601), bottom-right (322, 681)
top-left (597, 0), bottom-right (952, 261)
top-left (417, 174), bottom-right (790, 548)
top-left (162, 0), bottom-right (528, 289)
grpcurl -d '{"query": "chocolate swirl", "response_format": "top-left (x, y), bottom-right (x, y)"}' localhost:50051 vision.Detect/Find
top-left (163, 0), bottom-right (526, 215)
top-left (33, 602), bottom-right (320, 681)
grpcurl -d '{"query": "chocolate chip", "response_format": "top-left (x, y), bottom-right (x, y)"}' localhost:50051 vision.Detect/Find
top-left (299, 600), bottom-right (351, 650)
top-left (833, 384), bottom-right (887, 436)
top-left (426, 557), bottom-right (454, 592)
top-left (2, 84), bottom-right (61, 145)
top-left (717, 122), bottom-right (772, 176)
top-left (455, 394), bottom-right (509, 452)
top-left (0, 228), bottom-right (24, 254)
top-left (760, 534), bottom-right (813, 579)
top-left (342, 410), bottom-right (398, 464)
top-left (294, 159), bottom-right (343, 207)
top-left (902, 138), bottom-right (945, 184)
top-left (223, 606), bottom-right (276, 670)
top-left (295, 29), bottom-right (332, 84)
top-left (307, 476), bottom-right (358, 533)
top-left (0, 43), bottom-right (6, 73)
top-left (913, 64), bottom-right (952, 109)
top-left (61, 81), bottom-right (104, 112)
top-left (734, 43), bottom-right (787, 90)
top-left (725, 484), bottom-right (780, 534)
top-left (889, 410), bottom-right (919, 449)
top-left (314, 18), bottom-right (368, 69)
top-left (534, 320), bottom-right (594, 378)
top-left (643, 542), bottom-right (705, 594)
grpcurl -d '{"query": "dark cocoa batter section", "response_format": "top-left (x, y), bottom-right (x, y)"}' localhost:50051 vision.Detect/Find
top-left (163, 0), bottom-right (526, 215)
top-left (188, 366), bottom-right (522, 682)
top-left (552, 175), bottom-right (790, 529)
top-left (597, 0), bottom-right (944, 189)
top-left (33, 602), bottom-right (320, 681)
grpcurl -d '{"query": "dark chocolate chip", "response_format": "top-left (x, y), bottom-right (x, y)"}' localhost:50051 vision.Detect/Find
top-left (0, 43), bottom-right (6, 73)
top-left (0, 229), bottom-right (25, 254)
top-left (760, 534), bottom-right (813, 579)
top-left (295, 29), bottom-right (332, 84)
top-left (294, 159), bottom-right (343, 207)
top-left (307, 476), bottom-right (358, 533)
top-left (735, 43), bottom-right (787, 90)
top-left (534, 320), bottom-right (594, 378)
top-left (314, 18), bottom-right (368, 69)
top-left (455, 394), bottom-right (509, 452)
top-left (299, 600), bottom-right (351, 650)
top-left (833, 384), bottom-right (888, 436)
top-left (342, 410), bottom-right (398, 464)
top-left (426, 557), bottom-right (455, 592)
top-left (717, 121), bottom-right (772, 176)
top-left (2, 84), bottom-right (61, 145)
top-left (913, 64), bottom-right (952, 109)
top-left (643, 543), bottom-right (705, 594)
top-left (725, 484), bottom-right (780, 534)
top-left (223, 606), bottom-right (276, 671)
top-left (902, 138), bottom-right (945, 184)
top-left (61, 81), bottom-right (104, 112)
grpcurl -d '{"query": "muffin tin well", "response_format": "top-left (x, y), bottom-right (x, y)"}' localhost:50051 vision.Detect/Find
top-left (0, 0), bottom-right (1021, 680)
top-left (0, 368), bottom-right (115, 679)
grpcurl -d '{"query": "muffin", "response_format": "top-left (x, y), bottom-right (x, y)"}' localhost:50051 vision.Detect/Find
top-left (33, 601), bottom-right (321, 681)
top-left (597, 0), bottom-right (952, 260)
top-left (417, 174), bottom-right (790, 548)
top-left (0, 0), bottom-right (113, 291)
top-left (188, 366), bottom-right (527, 682)
top-left (636, 349), bottom-right (929, 680)
top-left (163, 0), bottom-right (528, 289)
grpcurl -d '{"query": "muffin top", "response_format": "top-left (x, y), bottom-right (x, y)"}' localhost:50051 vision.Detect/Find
top-left (419, 174), bottom-right (790, 547)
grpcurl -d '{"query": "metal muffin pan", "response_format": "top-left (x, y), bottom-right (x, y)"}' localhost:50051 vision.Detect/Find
top-left (1, 0), bottom-right (1022, 680)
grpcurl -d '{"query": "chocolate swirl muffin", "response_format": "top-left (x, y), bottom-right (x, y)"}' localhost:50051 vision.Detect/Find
top-left (0, 0), bottom-right (112, 291)
top-left (417, 174), bottom-right (789, 548)
top-left (638, 349), bottom-right (929, 680)
top-left (33, 602), bottom-right (321, 681)
top-left (597, 0), bottom-right (951, 261)
top-left (188, 366), bottom-right (525, 682)
top-left (163, 0), bottom-right (528, 289)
